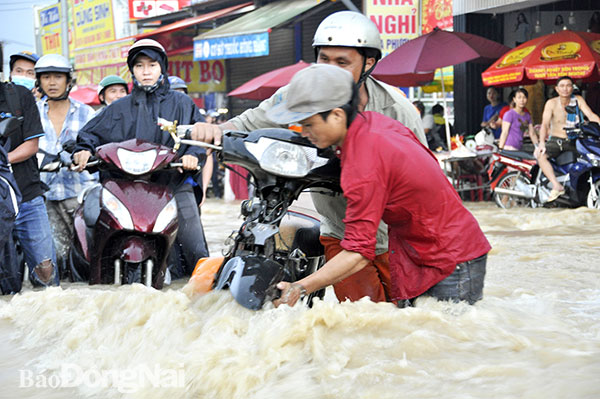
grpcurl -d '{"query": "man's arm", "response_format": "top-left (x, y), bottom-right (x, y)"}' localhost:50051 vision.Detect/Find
top-left (576, 95), bottom-right (600, 123)
top-left (191, 86), bottom-right (288, 145)
top-left (535, 100), bottom-right (554, 157)
top-left (8, 137), bottom-right (39, 164)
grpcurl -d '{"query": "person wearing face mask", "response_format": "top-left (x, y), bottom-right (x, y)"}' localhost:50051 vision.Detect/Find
top-left (1, 52), bottom-right (59, 288)
top-left (9, 51), bottom-right (41, 100)
top-left (35, 54), bottom-right (98, 279)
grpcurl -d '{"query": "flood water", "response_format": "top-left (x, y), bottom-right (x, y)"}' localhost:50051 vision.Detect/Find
top-left (1, 199), bottom-right (599, 399)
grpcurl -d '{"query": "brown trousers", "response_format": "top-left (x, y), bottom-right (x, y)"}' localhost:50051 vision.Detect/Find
top-left (320, 236), bottom-right (391, 303)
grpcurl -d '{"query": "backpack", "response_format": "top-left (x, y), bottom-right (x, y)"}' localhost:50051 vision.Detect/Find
top-left (0, 83), bottom-right (24, 294)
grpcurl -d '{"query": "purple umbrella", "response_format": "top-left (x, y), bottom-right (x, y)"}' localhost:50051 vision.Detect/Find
top-left (373, 28), bottom-right (511, 150)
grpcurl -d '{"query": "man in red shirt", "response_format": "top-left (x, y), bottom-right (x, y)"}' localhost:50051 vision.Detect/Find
top-left (268, 64), bottom-right (491, 307)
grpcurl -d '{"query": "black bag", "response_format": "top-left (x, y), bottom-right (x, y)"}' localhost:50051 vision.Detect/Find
top-left (0, 84), bottom-right (24, 294)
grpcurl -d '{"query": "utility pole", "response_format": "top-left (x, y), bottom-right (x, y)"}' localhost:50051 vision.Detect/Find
top-left (61, 0), bottom-right (69, 59)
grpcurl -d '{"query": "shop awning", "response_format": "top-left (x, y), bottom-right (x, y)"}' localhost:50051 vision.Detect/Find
top-left (135, 2), bottom-right (253, 40)
top-left (193, 0), bottom-right (331, 60)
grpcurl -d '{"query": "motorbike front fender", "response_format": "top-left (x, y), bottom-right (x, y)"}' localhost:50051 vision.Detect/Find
top-left (119, 236), bottom-right (156, 263)
top-left (214, 255), bottom-right (292, 310)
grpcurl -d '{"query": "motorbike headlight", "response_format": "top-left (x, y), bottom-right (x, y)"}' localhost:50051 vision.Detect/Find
top-left (153, 197), bottom-right (178, 233)
top-left (102, 188), bottom-right (134, 230)
top-left (117, 148), bottom-right (157, 175)
top-left (245, 138), bottom-right (328, 177)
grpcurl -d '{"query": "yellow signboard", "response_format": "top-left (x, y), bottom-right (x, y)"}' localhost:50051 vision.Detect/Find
top-left (168, 54), bottom-right (227, 92)
top-left (72, 0), bottom-right (116, 49)
top-left (365, 0), bottom-right (420, 57)
top-left (39, 3), bottom-right (63, 55)
top-left (73, 39), bottom-right (134, 85)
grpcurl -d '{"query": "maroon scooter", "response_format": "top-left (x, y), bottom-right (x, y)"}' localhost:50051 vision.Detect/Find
top-left (69, 139), bottom-right (182, 289)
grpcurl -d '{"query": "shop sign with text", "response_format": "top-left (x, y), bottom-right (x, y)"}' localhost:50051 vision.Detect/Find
top-left (193, 32), bottom-right (269, 61)
top-left (168, 54), bottom-right (226, 92)
top-left (365, 0), bottom-right (420, 57)
top-left (72, 0), bottom-right (116, 49)
top-left (39, 3), bottom-right (63, 55)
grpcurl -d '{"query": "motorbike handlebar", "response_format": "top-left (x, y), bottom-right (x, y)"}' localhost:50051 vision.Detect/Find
top-left (168, 162), bottom-right (202, 171)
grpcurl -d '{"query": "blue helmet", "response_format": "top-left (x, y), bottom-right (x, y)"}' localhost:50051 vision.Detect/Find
top-left (168, 76), bottom-right (188, 93)
top-left (9, 51), bottom-right (40, 72)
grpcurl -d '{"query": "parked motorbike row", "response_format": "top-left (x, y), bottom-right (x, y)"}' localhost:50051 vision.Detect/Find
top-left (487, 121), bottom-right (600, 209)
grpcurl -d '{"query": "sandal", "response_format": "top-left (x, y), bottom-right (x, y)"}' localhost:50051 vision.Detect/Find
top-left (547, 188), bottom-right (565, 202)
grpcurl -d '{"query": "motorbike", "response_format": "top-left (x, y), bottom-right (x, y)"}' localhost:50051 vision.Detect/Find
top-left (67, 139), bottom-right (186, 289)
top-left (161, 121), bottom-right (341, 310)
top-left (491, 121), bottom-right (600, 209)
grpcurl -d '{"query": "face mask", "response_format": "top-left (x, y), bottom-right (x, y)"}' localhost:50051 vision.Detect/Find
top-left (11, 75), bottom-right (36, 91)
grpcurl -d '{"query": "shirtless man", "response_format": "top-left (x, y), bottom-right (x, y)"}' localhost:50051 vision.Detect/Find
top-left (534, 76), bottom-right (600, 202)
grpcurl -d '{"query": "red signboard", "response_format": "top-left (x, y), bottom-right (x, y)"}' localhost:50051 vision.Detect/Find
top-left (128, 0), bottom-right (191, 20)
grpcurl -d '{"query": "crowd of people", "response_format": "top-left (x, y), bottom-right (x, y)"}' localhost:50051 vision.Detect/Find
top-left (1, 9), bottom-right (598, 308)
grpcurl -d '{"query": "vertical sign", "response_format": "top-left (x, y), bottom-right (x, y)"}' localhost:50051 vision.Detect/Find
top-left (72, 0), bottom-right (116, 48)
top-left (422, 0), bottom-right (452, 34)
top-left (365, 0), bottom-right (420, 57)
top-left (39, 4), bottom-right (63, 55)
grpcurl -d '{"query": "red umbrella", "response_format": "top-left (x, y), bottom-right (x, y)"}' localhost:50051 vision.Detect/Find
top-left (228, 60), bottom-right (311, 100)
top-left (373, 27), bottom-right (511, 77)
top-left (482, 30), bottom-right (600, 87)
top-left (69, 85), bottom-right (100, 106)
top-left (373, 28), bottom-right (510, 151)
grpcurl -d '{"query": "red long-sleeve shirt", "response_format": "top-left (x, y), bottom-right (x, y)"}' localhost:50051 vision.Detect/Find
top-left (339, 112), bottom-right (491, 300)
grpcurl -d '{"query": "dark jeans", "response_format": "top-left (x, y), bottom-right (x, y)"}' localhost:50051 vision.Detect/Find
top-left (170, 185), bottom-right (210, 278)
top-left (398, 254), bottom-right (487, 307)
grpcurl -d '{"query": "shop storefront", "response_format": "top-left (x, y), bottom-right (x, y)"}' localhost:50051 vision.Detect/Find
top-left (452, 0), bottom-right (600, 135)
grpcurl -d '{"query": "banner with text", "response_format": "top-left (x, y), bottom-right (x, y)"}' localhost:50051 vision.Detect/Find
top-left (421, 0), bottom-right (452, 34)
top-left (168, 54), bottom-right (226, 92)
top-left (193, 32), bottom-right (269, 61)
top-left (72, 0), bottom-right (116, 49)
top-left (73, 39), bottom-right (133, 85)
top-left (39, 3), bottom-right (63, 55)
top-left (365, 0), bottom-right (420, 57)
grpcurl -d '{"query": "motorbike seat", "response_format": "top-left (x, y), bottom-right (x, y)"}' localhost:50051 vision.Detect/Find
top-left (83, 185), bottom-right (102, 227)
top-left (291, 225), bottom-right (324, 257)
top-left (499, 149), bottom-right (536, 161)
top-left (554, 151), bottom-right (577, 166)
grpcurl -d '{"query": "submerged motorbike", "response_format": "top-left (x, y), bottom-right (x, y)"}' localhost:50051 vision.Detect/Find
top-left (164, 121), bottom-right (341, 309)
top-left (69, 139), bottom-right (184, 289)
top-left (491, 121), bottom-right (600, 209)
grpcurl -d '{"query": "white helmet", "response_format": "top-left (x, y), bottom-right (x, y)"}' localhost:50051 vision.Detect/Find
top-left (34, 54), bottom-right (74, 100)
top-left (34, 54), bottom-right (73, 79)
top-left (312, 11), bottom-right (382, 61)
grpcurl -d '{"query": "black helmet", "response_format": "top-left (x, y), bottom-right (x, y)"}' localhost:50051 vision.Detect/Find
top-left (9, 51), bottom-right (40, 72)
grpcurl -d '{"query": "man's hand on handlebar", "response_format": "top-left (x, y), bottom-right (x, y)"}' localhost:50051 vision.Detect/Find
top-left (179, 154), bottom-right (198, 172)
top-left (72, 150), bottom-right (91, 172)
top-left (191, 122), bottom-right (223, 154)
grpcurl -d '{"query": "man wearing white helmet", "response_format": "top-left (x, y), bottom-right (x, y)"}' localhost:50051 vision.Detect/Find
top-left (191, 11), bottom-right (425, 304)
top-left (35, 53), bottom-right (97, 279)
top-left (73, 39), bottom-right (210, 277)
